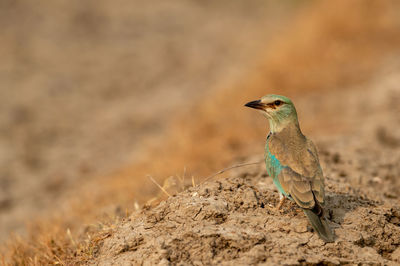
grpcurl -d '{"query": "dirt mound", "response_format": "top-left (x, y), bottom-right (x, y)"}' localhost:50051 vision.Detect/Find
top-left (84, 68), bottom-right (400, 265)
top-left (93, 132), bottom-right (400, 265)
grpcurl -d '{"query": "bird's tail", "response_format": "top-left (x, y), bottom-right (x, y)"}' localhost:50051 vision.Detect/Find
top-left (303, 209), bottom-right (335, 242)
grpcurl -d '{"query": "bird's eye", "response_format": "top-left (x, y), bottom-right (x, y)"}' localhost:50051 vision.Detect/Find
top-left (274, 100), bottom-right (282, 106)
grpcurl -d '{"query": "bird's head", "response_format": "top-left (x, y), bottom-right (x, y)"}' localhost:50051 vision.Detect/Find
top-left (245, 94), bottom-right (299, 132)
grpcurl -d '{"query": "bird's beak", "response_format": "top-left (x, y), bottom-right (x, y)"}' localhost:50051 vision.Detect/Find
top-left (244, 100), bottom-right (265, 110)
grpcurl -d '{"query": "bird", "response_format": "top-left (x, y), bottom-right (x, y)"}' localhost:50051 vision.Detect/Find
top-left (245, 94), bottom-right (334, 242)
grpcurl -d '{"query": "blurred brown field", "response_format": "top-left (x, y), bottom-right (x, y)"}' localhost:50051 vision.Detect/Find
top-left (2, 0), bottom-right (400, 264)
top-left (0, 0), bottom-right (285, 241)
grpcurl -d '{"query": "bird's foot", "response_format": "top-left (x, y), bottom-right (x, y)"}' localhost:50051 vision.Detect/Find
top-left (276, 194), bottom-right (285, 211)
top-left (264, 194), bottom-right (287, 214)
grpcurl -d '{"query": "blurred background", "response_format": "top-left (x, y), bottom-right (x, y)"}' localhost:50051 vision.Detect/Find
top-left (0, 0), bottom-right (291, 241)
top-left (1, 0), bottom-right (400, 262)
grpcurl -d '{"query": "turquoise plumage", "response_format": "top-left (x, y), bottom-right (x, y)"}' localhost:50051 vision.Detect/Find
top-left (245, 94), bottom-right (334, 242)
top-left (265, 134), bottom-right (288, 198)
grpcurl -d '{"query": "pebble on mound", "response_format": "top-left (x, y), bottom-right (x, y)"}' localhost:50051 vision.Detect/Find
top-left (93, 150), bottom-right (400, 265)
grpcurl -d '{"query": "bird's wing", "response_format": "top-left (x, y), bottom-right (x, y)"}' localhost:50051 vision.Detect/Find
top-left (268, 136), bottom-right (325, 209)
top-left (306, 139), bottom-right (325, 205)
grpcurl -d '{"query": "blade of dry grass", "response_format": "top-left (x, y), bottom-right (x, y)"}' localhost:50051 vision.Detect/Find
top-left (147, 175), bottom-right (172, 197)
top-left (203, 161), bottom-right (262, 182)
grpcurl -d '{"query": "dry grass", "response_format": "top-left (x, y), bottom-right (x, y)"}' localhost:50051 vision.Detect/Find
top-left (3, 0), bottom-right (400, 264)
top-left (1, 211), bottom-right (125, 265)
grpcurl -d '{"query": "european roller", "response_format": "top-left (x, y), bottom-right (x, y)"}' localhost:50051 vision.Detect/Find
top-left (245, 94), bottom-right (334, 242)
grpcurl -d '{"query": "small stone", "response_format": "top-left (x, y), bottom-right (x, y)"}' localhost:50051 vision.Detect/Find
top-left (372, 176), bottom-right (382, 184)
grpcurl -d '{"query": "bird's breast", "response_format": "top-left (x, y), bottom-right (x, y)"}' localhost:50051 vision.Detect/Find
top-left (264, 139), bottom-right (284, 178)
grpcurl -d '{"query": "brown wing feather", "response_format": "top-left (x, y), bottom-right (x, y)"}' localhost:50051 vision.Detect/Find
top-left (268, 129), bottom-right (325, 210)
top-left (306, 139), bottom-right (325, 204)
